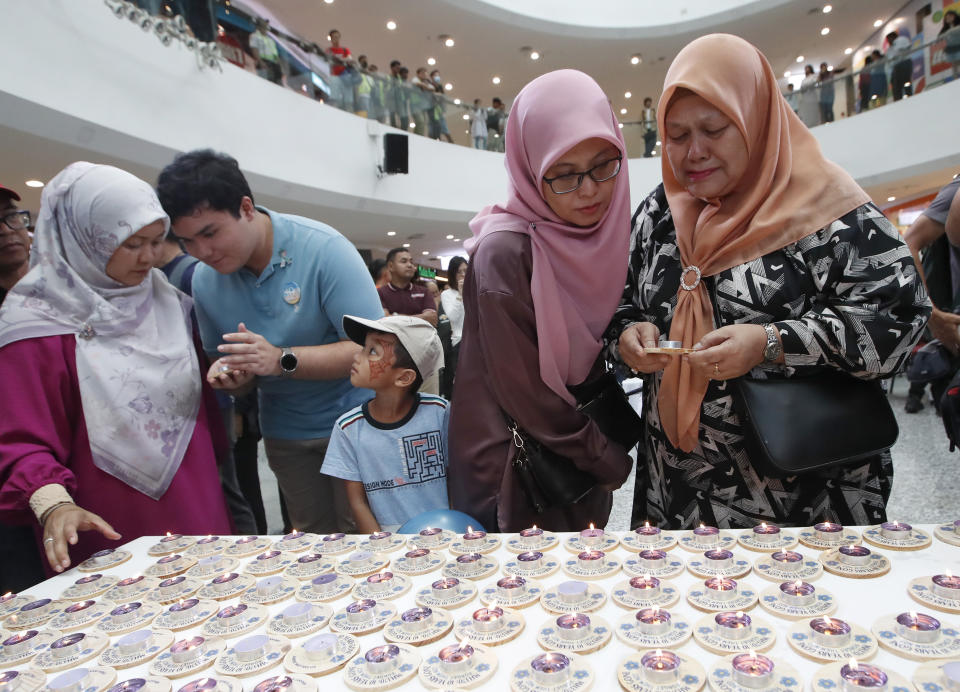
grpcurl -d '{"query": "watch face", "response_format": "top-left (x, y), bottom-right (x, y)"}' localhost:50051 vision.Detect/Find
top-left (281, 353), bottom-right (298, 372)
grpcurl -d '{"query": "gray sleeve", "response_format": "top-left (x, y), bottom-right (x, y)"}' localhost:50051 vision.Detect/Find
top-left (923, 179), bottom-right (960, 225)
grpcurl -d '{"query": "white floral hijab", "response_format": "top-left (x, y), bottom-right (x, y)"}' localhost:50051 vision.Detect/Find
top-left (0, 162), bottom-right (201, 500)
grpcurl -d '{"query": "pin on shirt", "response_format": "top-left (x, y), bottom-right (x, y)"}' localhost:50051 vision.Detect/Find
top-left (283, 282), bottom-right (301, 309)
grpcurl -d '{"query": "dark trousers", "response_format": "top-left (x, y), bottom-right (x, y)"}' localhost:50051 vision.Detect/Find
top-left (891, 60), bottom-right (913, 101)
top-left (0, 523), bottom-right (45, 592)
top-left (643, 131), bottom-right (657, 158)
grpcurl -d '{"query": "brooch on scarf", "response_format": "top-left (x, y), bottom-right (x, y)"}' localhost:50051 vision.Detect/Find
top-left (78, 323), bottom-right (96, 340)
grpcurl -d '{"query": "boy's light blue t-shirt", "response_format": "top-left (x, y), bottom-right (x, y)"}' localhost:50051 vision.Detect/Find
top-left (322, 394), bottom-right (450, 528)
top-left (192, 207), bottom-right (383, 440)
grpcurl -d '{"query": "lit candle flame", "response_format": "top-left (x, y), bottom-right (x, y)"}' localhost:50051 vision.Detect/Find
top-left (823, 616), bottom-right (833, 628)
top-left (947, 569), bottom-right (954, 579)
top-left (588, 523), bottom-right (595, 531)
top-left (848, 658), bottom-right (859, 671)
top-left (699, 523), bottom-right (705, 529)
top-left (736, 611), bottom-right (745, 618)
top-left (652, 606), bottom-right (659, 617)
top-left (531, 525), bottom-right (538, 531)
top-left (1, 592), bottom-right (11, 599)
top-left (466, 526), bottom-right (473, 534)
top-left (644, 521), bottom-right (651, 528)
top-left (794, 579), bottom-right (803, 589)
top-left (761, 522), bottom-right (768, 529)
top-left (643, 573), bottom-right (651, 581)
top-left (166, 531), bottom-right (172, 537)
top-left (458, 637), bottom-right (470, 652)
top-left (909, 610), bottom-right (917, 620)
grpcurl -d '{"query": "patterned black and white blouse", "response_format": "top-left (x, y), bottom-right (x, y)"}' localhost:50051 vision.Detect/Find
top-left (606, 184), bottom-right (931, 529)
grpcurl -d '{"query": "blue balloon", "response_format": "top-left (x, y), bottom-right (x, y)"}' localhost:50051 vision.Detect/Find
top-left (397, 509), bottom-right (486, 534)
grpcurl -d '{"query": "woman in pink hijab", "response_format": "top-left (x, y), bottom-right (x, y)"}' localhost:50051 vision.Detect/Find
top-left (447, 70), bottom-right (633, 532)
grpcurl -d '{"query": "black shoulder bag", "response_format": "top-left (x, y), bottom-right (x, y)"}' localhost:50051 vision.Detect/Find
top-left (507, 372), bottom-right (642, 513)
top-left (710, 283), bottom-right (899, 479)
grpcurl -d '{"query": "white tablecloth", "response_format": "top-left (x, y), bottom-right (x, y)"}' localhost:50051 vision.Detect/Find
top-left (18, 526), bottom-right (960, 689)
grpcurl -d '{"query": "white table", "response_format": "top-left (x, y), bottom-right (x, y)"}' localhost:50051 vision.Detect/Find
top-left (13, 526), bottom-right (960, 690)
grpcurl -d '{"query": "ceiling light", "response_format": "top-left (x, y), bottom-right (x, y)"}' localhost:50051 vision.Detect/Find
top-left (387, 231), bottom-right (396, 236)
top-left (444, 37), bottom-right (455, 47)
top-left (446, 234), bottom-right (454, 239)
top-left (887, 196), bottom-right (896, 202)
top-left (630, 55), bottom-right (641, 65)
top-left (427, 57), bottom-right (436, 66)
top-left (422, 251), bottom-right (429, 256)
top-left (24, 180), bottom-right (44, 188)
top-left (324, 0), bottom-right (334, 4)
top-left (874, 19), bottom-right (883, 28)
top-left (821, 27), bottom-right (830, 36)
top-left (618, 123), bottom-right (624, 129)
top-left (844, 47), bottom-right (853, 55)
top-left (444, 83), bottom-right (453, 91)
top-left (462, 113), bottom-right (469, 120)
top-left (453, 98), bottom-right (461, 105)
top-left (454, 238), bottom-right (461, 242)
top-left (620, 108), bottom-right (627, 114)
top-left (409, 122), bottom-right (415, 128)
top-left (402, 243), bottom-right (410, 248)
top-left (464, 130), bottom-right (469, 134)
top-left (492, 76), bottom-right (501, 85)
top-left (655, 140), bottom-right (661, 145)
top-left (822, 4), bottom-right (832, 13)
top-left (624, 91), bottom-right (632, 98)
top-left (386, 20), bottom-right (397, 30)
top-left (530, 51), bottom-right (540, 60)
top-left (784, 70), bottom-right (791, 77)
top-left (796, 55), bottom-right (804, 63)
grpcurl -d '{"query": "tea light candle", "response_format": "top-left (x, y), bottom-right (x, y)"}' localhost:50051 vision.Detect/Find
top-left (170, 636), bottom-right (205, 664)
top-left (636, 607), bottom-right (671, 636)
top-left (196, 536), bottom-right (219, 546)
top-left (311, 574), bottom-right (338, 595)
top-left (531, 652), bottom-right (571, 686)
top-left (234, 634), bottom-right (269, 662)
top-left (295, 554), bottom-right (324, 566)
top-left (2, 630), bottom-right (38, 655)
top-left (157, 554), bottom-right (185, 568)
top-left (216, 604), bottom-right (248, 621)
top-left (159, 576), bottom-right (187, 595)
top-left (752, 523), bottom-right (781, 544)
top-left (814, 522), bottom-right (844, 543)
top-left (401, 607), bottom-right (433, 632)
top-left (0, 671), bottom-right (23, 692)
top-left (89, 549), bottom-right (117, 565)
top-left (255, 551), bottom-right (283, 567)
top-left (640, 649), bottom-right (680, 684)
top-left (455, 553), bottom-right (483, 575)
top-left (168, 598), bottom-right (200, 624)
top-left (63, 600), bottom-right (96, 615)
top-left (284, 530), bottom-right (307, 542)
top-left (556, 613), bottom-right (591, 641)
top-left (364, 644), bottom-right (400, 674)
top-left (931, 572), bottom-right (960, 599)
top-left (731, 651), bottom-right (775, 689)
top-left (839, 660), bottom-right (888, 691)
top-left (235, 535), bottom-right (260, 545)
top-left (109, 602), bottom-right (143, 625)
top-left (253, 676), bottom-right (295, 692)
top-left (629, 575), bottom-right (661, 598)
top-left (432, 578), bottom-right (461, 597)
top-left (280, 602), bottom-right (313, 627)
top-left (779, 580), bottom-right (816, 606)
top-left (303, 633), bottom-right (338, 662)
top-left (463, 527), bottom-right (487, 546)
top-left (0, 592), bottom-right (16, 604)
top-left (177, 679), bottom-right (218, 692)
top-left (576, 550), bottom-right (605, 572)
top-left (117, 630), bottom-right (152, 656)
top-left (212, 573), bottom-right (241, 595)
top-left (47, 669), bottom-right (88, 692)
top-left (418, 528), bottom-right (443, 546)
top-left (838, 545), bottom-right (872, 566)
top-left (345, 599), bottom-right (377, 624)
top-left (693, 525), bottom-right (720, 545)
top-left (438, 641), bottom-right (474, 675)
top-left (115, 576), bottom-right (146, 595)
top-left (19, 598), bottom-right (52, 616)
top-left (472, 607), bottom-right (504, 633)
top-left (557, 581), bottom-right (588, 604)
top-left (579, 524), bottom-right (604, 547)
top-left (704, 549), bottom-right (734, 570)
top-left (635, 523), bottom-right (662, 544)
top-left (519, 526), bottom-right (543, 547)
top-left (369, 531), bottom-right (392, 543)
top-left (365, 572), bottom-right (395, 595)
top-left (637, 549), bottom-right (668, 570)
top-left (880, 521), bottom-right (911, 540)
top-left (256, 577), bottom-right (283, 598)
top-left (162, 533), bottom-right (184, 543)
top-left (941, 661), bottom-right (960, 691)
top-left (403, 549), bottom-right (431, 570)
top-left (895, 611), bottom-right (940, 643)
top-left (810, 617), bottom-right (852, 647)
top-left (347, 551), bottom-right (373, 569)
top-left (498, 576), bottom-right (527, 598)
top-left (714, 611), bottom-right (752, 640)
top-left (320, 533), bottom-right (344, 550)
top-left (516, 551), bottom-right (543, 568)
top-left (705, 577), bottom-right (738, 601)
top-left (109, 679), bottom-right (150, 692)
top-left (50, 632), bottom-right (85, 659)
top-left (771, 551), bottom-right (804, 572)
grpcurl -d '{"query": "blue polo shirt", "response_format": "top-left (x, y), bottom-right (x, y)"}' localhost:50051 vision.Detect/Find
top-left (192, 207), bottom-right (383, 440)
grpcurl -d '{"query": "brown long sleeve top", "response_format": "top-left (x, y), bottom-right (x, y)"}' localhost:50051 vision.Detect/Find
top-left (447, 230), bottom-right (632, 532)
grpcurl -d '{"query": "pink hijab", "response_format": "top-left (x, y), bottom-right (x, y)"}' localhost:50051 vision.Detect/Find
top-left (466, 69), bottom-right (631, 404)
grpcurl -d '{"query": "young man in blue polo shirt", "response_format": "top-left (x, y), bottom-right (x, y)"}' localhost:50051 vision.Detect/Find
top-left (156, 149), bottom-right (383, 534)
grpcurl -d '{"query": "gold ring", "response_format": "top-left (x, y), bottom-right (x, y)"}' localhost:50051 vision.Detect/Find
top-left (714, 363), bottom-right (720, 375)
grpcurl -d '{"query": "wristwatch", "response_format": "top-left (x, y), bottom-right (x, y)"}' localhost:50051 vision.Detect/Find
top-left (279, 347), bottom-right (298, 377)
top-left (761, 324), bottom-right (782, 363)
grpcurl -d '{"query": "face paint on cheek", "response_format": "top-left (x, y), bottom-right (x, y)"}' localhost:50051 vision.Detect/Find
top-left (366, 340), bottom-right (396, 380)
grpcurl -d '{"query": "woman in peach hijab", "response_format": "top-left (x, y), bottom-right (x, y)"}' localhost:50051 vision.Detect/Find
top-left (608, 34), bottom-right (930, 529)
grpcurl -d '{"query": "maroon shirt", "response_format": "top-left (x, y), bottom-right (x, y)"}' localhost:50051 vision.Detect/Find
top-left (378, 281), bottom-right (436, 317)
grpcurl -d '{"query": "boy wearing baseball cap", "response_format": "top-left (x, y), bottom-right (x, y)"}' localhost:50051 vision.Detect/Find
top-left (321, 315), bottom-right (448, 532)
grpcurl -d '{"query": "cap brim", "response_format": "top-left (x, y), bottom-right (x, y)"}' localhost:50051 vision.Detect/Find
top-left (342, 314), bottom-right (397, 346)
top-left (0, 186), bottom-right (21, 202)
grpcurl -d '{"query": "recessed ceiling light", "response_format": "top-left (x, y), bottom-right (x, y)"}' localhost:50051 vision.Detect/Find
top-left (821, 27), bottom-right (830, 36)
top-left (464, 130), bottom-right (469, 134)
top-left (624, 91), bottom-right (632, 98)
top-left (427, 57), bottom-right (436, 66)
top-left (453, 98), bottom-right (461, 105)
top-left (462, 113), bottom-right (470, 121)
top-left (444, 37), bottom-right (455, 47)
top-left (822, 4), bottom-right (832, 13)
top-left (784, 70), bottom-right (791, 77)
top-left (655, 140), bottom-right (661, 145)
top-left (530, 51), bottom-right (540, 60)
top-left (402, 243), bottom-right (410, 248)
top-left (24, 180), bottom-right (44, 188)
top-left (422, 251), bottom-right (429, 256)
top-left (630, 55), bottom-right (641, 65)
top-left (618, 123), bottom-right (624, 129)
top-left (386, 20), bottom-right (397, 30)
top-left (844, 47), bottom-right (853, 55)
top-left (796, 55), bottom-right (804, 63)
top-left (492, 76), bottom-right (501, 85)
top-left (446, 234), bottom-right (454, 239)
top-left (387, 231), bottom-right (396, 236)
top-left (874, 19), bottom-right (883, 28)
top-left (444, 83), bottom-right (453, 91)
top-left (324, 0), bottom-right (333, 4)
top-left (887, 196), bottom-right (896, 202)
top-left (620, 108), bottom-right (627, 114)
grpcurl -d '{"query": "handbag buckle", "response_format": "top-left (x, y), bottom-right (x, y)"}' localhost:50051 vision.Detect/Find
top-left (680, 265), bottom-right (702, 291)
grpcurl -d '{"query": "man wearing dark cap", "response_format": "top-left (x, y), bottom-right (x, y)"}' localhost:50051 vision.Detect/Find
top-left (0, 184), bottom-right (30, 306)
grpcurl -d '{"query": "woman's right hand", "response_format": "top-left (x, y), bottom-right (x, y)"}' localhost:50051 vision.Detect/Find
top-left (206, 359), bottom-right (255, 391)
top-left (618, 322), bottom-right (672, 374)
top-left (43, 504), bottom-right (121, 573)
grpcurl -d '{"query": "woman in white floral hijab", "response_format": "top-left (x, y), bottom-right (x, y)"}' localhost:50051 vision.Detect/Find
top-left (0, 162), bottom-right (232, 573)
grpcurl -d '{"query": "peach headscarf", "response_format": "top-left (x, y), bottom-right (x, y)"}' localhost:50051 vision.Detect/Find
top-left (656, 34), bottom-right (870, 452)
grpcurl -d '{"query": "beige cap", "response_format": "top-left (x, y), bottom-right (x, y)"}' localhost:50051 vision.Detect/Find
top-left (342, 314), bottom-right (444, 381)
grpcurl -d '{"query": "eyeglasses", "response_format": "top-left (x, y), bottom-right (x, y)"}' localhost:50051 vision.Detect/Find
top-left (542, 155), bottom-right (622, 194)
top-left (0, 210), bottom-right (30, 231)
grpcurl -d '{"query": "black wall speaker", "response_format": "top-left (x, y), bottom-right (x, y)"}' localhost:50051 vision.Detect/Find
top-left (383, 133), bottom-right (409, 174)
